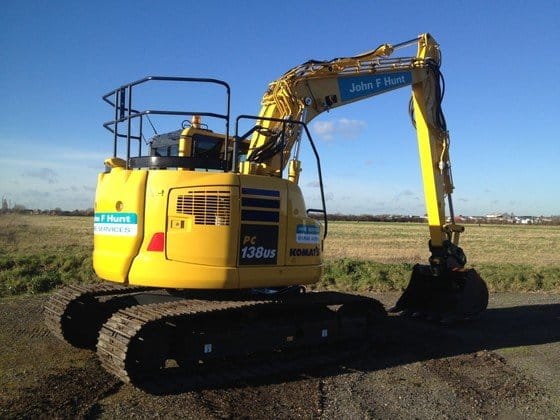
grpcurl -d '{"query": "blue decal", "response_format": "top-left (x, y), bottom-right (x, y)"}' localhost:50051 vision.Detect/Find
top-left (296, 224), bottom-right (321, 244)
top-left (94, 212), bottom-right (138, 236)
top-left (297, 225), bottom-right (320, 235)
top-left (94, 212), bottom-right (137, 224)
top-left (338, 71), bottom-right (412, 102)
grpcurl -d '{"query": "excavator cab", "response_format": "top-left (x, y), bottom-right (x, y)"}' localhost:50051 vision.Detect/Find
top-left (149, 121), bottom-right (250, 164)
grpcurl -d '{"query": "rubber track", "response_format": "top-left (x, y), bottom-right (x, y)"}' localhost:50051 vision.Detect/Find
top-left (44, 283), bottom-right (153, 344)
top-left (143, 340), bottom-right (371, 394)
top-left (97, 298), bottom-right (264, 383)
top-left (97, 292), bottom-right (381, 388)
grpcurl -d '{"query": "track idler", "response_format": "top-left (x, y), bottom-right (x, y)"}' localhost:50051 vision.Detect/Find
top-left (390, 264), bottom-right (489, 322)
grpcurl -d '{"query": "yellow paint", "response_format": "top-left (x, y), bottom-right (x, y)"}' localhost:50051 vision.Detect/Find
top-left (94, 168), bottom-right (322, 289)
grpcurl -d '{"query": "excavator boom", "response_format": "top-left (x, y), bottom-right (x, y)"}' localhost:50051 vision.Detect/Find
top-left (242, 33), bottom-right (488, 319)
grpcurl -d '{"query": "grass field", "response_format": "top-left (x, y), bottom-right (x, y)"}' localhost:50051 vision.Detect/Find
top-left (1, 214), bottom-right (559, 296)
top-left (0, 214), bottom-right (96, 296)
top-left (321, 221), bottom-right (560, 293)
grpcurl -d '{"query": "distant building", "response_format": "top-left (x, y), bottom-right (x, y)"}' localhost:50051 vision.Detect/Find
top-left (515, 216), bottom-right (534, 224)
top-left (485, 212), bottom-right (515, 223)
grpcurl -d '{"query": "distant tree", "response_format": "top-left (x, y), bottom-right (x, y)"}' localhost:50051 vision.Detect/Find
top-left (12, 204), bottom-right (27, 213)
top-left (1, 196), bottom-right (8, 212)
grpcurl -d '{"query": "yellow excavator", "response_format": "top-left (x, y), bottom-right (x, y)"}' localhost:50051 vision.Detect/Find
top-left (45, 33), bottom-right (488, 385)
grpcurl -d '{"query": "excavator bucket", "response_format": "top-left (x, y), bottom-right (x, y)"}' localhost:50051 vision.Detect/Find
top-left (390, 264), bottom-right (488, 322)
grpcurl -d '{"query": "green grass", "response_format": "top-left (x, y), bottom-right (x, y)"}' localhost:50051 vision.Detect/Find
top-left (1, 215), bottom-right (559, 296)
top-left (472, 263), bottom-right (560, 292)
top-left (0, 214), bottom-right (98, 296)
top-left (0, 253), bottom-right (96, 295)
top-left (316, 259), bottom-right (414, 292)
top-left (310, 259), bottom-right (560, 293)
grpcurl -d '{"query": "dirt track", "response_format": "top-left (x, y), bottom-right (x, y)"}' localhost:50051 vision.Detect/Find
top-left (1, 292), bottom-right (559, 419)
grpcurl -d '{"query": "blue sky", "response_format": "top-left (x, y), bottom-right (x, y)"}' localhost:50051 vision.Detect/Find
top-left (1, 0), bottom-right (559, 215)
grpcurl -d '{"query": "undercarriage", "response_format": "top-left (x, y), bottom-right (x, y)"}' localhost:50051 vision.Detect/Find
top-left (44, 283), bottom-right (387, 389)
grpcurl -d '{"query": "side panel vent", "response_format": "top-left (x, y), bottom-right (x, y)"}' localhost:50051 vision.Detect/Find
top-left (176, 190), bottom-right (231, 225)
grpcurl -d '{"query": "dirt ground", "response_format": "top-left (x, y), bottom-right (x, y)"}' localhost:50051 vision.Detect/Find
top-left (1, 292), bottom-right (559, 419)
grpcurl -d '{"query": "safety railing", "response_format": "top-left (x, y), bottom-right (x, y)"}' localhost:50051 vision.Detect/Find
top-left (102, 76), bottom-right (231, 169)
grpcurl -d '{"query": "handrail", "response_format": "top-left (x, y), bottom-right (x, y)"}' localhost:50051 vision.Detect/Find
top-left (102, 76), bottom-right (231, 168)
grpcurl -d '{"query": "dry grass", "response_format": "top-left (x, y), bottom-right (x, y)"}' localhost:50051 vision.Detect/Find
top-left (324, 222), bottom-right (428, 263)
top-left (5, 216), bottom-right (557, 267)
top-left (1, 215), bottom-right (559, 294)
top-left (320, 221), bottom-right (560, 293)
top-left (324, 221), bottom-right (560, 267)
top-left (0, 214), bottom-right (92, 256)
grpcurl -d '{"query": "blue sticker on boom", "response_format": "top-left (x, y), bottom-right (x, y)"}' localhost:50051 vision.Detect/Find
top-left (338, 71), bottom-right (412, 102)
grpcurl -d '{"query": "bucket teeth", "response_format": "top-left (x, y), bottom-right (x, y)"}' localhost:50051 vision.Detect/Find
top-left (391, 264), bottom-right (488, 322)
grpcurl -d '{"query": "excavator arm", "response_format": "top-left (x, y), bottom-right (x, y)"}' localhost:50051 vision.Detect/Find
top-left (244, 35), bottom-right (457, 251)
top-left (243, 33), bottom-right (488, 320)
top-left (244, 38), bottom-right (413, 174)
